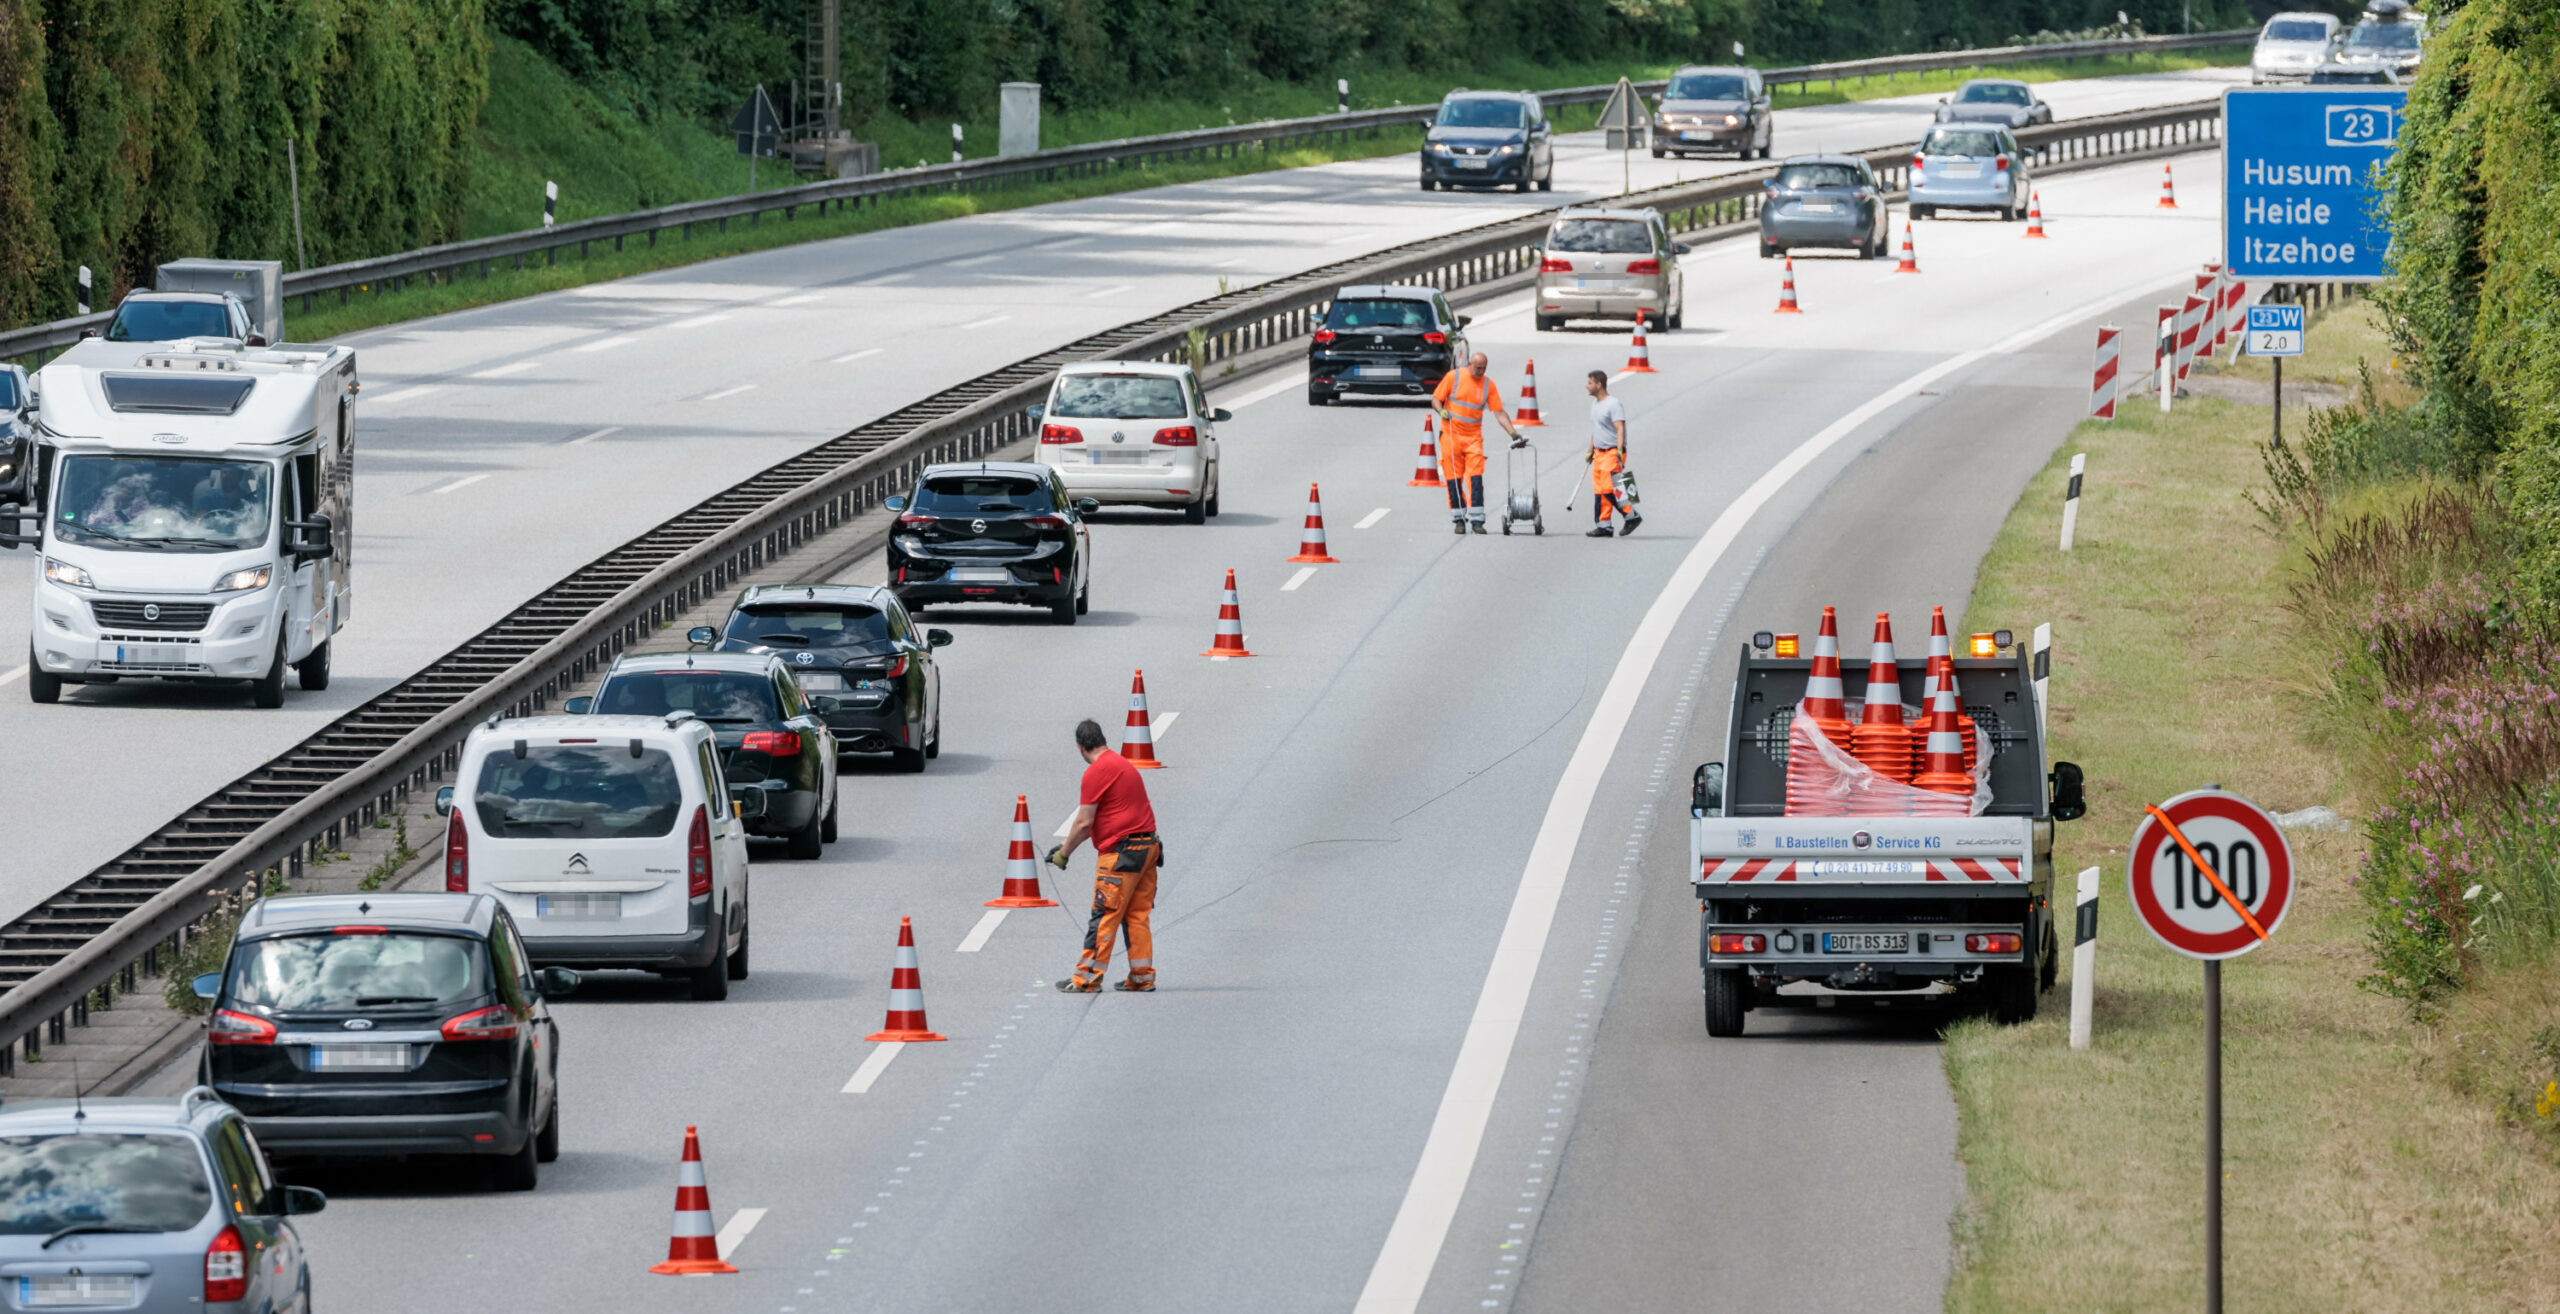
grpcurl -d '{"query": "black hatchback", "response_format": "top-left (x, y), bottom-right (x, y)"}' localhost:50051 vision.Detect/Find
top-left (691, 583), bottom-right (950, 773)
top-left (195, 893), bottom-right (575, 1190)
top-left (568, 652), bottom-right (842, 857)
top-left (886, 462), bottom-right (1094, 624)
top-left (1308, 285), bottom-right (1471, 405)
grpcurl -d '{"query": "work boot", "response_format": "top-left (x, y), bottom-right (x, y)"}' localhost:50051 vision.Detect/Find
top-left (1452, 520), bottom-right (1466, 536)
top-left (1621, 512), bottom-right (1641, 536)
top-left (1054, 977), bottom-right (1099, 994)
top-left (1587, 524), bottom-right (1614, 538)
top-left (1469, 520), bottom-right (1488, 534)
top-left (1112, 979), bottom-right (1155, 993)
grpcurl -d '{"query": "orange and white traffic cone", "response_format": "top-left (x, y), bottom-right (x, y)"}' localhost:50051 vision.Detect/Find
top-left (1912, 684), bottom-right (1975, 796)
top-left (1894, 221), bottom-right (1920, 273)
top-left (1515, 360), bottom-right (1547, 426)
top-left (648, 1126), bottom-right (739, 1275)
top-left (2024, 192), bottom-right (2048, 238)
top-left (1773, 257), bottom-right (1803, 314)
top-left (1409, 415), bottom-right (1442, 488)
top-left (1622, 312), bottom-right (1658, 373)
top-left (1849, 613), bottom-right (1914, 783)
top-left (2157, 163), bottom-right (2178, 210)
top-left (863, 917), bottom-right (947, 1042)
top-left (987, 795), bottom-right (1062, 907)
top-left (1802, 606), bottom-right (1852, 746)
top-left (1200, 569), bottom-right (1253, 657)
top-left (1119, 670), bottom-right (1164, 769)
top-left (1287, 483), bottom-right (1339, 563)
top-left (1906, 605), bottom-right (1981, 780)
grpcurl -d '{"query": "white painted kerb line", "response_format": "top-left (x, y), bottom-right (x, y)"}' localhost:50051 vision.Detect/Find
top-left (714, 1207), bottom-right (766, 1260)
top-left (956, 908), bottom-right (1008, 953)
top-left (841, 1042), bottom-right (905, 1094)
top-left (1350, 271), bottom-right (2201, 1314)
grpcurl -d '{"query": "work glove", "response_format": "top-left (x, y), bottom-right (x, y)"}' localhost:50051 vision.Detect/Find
top-left (1511, 437), bottom-right (1529, 450)
top-left (1044, 844), bottom-right (1070, 870)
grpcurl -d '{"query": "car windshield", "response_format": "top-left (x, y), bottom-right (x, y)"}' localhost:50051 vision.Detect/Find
top-left (1923, 128), bottom-right (2005, 158)
top-left (0, 1135), bottom-right (212, 1235)
top-left (0, 373), bottom-right (17, 411)
top-left (1325, 299), bottom-right (1435, 331)
top-left (53, 455), bottom-right (271, 552)
top-left (594, 674), bottom-right (777, 724)
top-left (103, 300), bottom-right (231, 343)
top-left (1546, 219), bottom-right (1652, 254)
top-left (1958, 83), bottom-right (2030, 105)
top-left (474, 743), bottom-right (687, 837)
top-left (913, 474), bottom-right (1053, 514)
top-left (226, 933), bottom-right (487, 1011)
top-left (1049, 374), bottom-right (1187, 420)
top-left (1667, 73), bottom-right (1749, 100)
top-left (1775, 163), bottom-right (1861, 189)
top-left (1437, 98), bottom-right (1527, 129)
top-left (727, 603), bottom-right (891, 648)
top-left (2264, 19), bottom-right (2331, 39)
top-left (2345, 22), bottom-right (2418, 47)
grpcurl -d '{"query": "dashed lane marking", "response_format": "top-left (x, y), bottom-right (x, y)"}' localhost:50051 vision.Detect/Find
top-left (700, 384), bottom-right (757, 402)
top-left (426, 474), bottom-right (489, 495)
top-left (668, 313), bottom-right (732, 331)
top-left (566, 426), bottom-right (622, 446)
top-left (830, 347), bottom-right (884, 364)
top-left (367, 385), bottom-right (437, 406)
top-left (1087, 284), bottom-right (1133, 300)
top-left (1223, 370), bottom-right (1308, 410)
top-left (716, 1207), bottom-right (767, 1260)
top-left (1281, 567), bottom-right (1317, 592)
top-left (1354, 507), bottom-right (1392, 530)
top-left (960, 314), bottom-right (1013, 331)
top-left (572, 335), bottom-right (636, 353)
top-left (0, 666), bottom-right (23, 687)
top-left (772, 293), bottom-right (823, 306)
top-left (471, 360), bottom-right (539, 378)
top-left (841, 1042), bottom-right (904, 1094)
top-left (956, 909), bottom-right (1007, 953)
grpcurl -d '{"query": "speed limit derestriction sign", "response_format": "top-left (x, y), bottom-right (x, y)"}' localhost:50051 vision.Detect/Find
top-left (2125, 789), bottom-right (2294, 960)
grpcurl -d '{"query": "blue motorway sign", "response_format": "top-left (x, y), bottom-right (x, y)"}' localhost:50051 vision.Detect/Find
top-left (2222, 87), bottom-right (2406, 282)
top-left (2243, 304), bottom-right (2304, 357)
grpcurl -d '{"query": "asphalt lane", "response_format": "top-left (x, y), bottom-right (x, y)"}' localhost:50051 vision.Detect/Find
top-left (273, 151), bottom-right (2227, 1311)
top-left (0, 67), bottom-right (2239, 926)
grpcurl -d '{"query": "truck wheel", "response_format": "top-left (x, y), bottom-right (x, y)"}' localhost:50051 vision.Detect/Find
top-left (1704, 969), bottom-right (1748, 1037)
top-left (1989, 967), bottom-right (2039, 1025)
top-left (26, 648), bottom-right (59, 705)
top-left (296, 638), bottom-right (331, 692)
top-left (2038, 920), bottom-right (2059, 993)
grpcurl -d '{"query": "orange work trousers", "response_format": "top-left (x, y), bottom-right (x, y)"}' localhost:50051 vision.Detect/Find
top-left (1589, 447), bottom-right (1625, 519)
top-left (1438, 429), bottom-right (1487, 481)
top-left (1071, 835), bottom-right (1159, 987)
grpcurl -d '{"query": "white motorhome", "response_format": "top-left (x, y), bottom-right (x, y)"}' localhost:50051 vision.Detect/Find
top-left (0, 336), bottom-right (356, 707)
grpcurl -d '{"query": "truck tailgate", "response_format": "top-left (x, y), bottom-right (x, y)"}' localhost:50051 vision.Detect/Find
top-left (1692, 816), bottom-right (2033, 886)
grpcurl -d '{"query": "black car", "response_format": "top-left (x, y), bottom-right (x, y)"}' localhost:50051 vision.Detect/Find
top-left (1421, 90), bottom-right (1554, 193)
top-left (1651, 64), bottom-right (1772, 159)
top-left (690, 583), bottom-right (950, 772)
top-left (1308, 284), bottom-right (1471, 405)
top-left (568, 652), bottom-right (842, 857)
top-left (195, 893), bottom-right (575, 1190)
top-left (886, 462), bottom-right (1094, 625)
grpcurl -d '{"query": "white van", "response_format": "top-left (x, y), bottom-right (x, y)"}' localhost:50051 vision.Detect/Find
top-left (434, 713), bottom-right (753, 1001)
top-left (1031, 361), bottom-right (1228, 523)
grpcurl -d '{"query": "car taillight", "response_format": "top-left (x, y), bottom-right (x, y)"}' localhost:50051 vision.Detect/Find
top-left (440, 1004), bottom-right (521, 1042)
top-left (1913, 154), bottom-right (1926, 171)
top-left (1995, 154), bottom-right (2010, 172)
top-left (1312, 329), bottom-right (1337, 344)
top-left (1040, 423), bottom-right (1082, 444)
top-left (898, 512), bottom-right (934, 527)
top-left (1022, 513), bottom-right (1066, 528)
top-left (881, 653), bottom-right (909, 679)
top-left (1626, 258), bottom-right (1660, 275)
top-left (1707, 933), bottom-right (1766, 954)
top-left (1538, 257), bottom-right (1571, 273)
top-left (688, 805), bottom-right (712, 898)
top-left (741, 730), bottom-right (802, 757)
top-left (207, 1009), bottom-right (276, 1046)
top-left (1423, 331), bottom-right (1447, 345)
top-left (1966, 932), bottom-right (2024, 954)
top-left (445, 809), bottom-right (468, 892)
top-left (205, 1225), bottom-right (247, 1302)
top-left (1153, 425), bottom-right (1197, 446)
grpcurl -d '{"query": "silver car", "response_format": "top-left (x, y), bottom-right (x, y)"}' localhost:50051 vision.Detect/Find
top-left (1534, 208), bottom-right (1688, 331)
top-left (0, 1089), bottom-right (325, 1313)
top-left (1758, 156), bottom-right (1892, 259)
top-left (1909, 124), bottom-right (2033, 221)
top-left (1933, 79), bottom-right (2053, 130)
top-left (2251, 11), bottom-right (2342, 82)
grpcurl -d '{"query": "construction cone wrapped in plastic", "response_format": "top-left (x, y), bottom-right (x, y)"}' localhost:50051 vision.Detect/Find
top-left (1849, 613), bottom-right (1913, 783)
top-left (1288, 484), bottom-right (1339, 563)
top-left (1201, 569), bottom-right (1253, 657)
top-left (1409, 415), bottom-right (1442, 487)
top-left (1894, 222), bottom-right (1920, 273)
top-left (987, 796), bottom-right (1061, 907)
top-left (1774, 257), bottom-right (1803, 314)
top-left (1119, 670), bottom-right (1164, 769)
top-left (1515, 360), bottom-right (1547, 426)
top-left (2157, 163), bottom-right (2178, 210)
top-left (864, 917), bottom-right (947, 1042)
top-left (648, 1126), bottom-right (739, 1275)
top-left (1912, 685), bottom-right (1975, 797)
top-left (2024, 192), bottom-right (2048, 238)
top-left (1622, 313), bottom-right (1658, 373)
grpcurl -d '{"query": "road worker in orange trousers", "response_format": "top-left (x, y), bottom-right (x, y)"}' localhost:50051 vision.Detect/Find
top-left (1048, 718), bottom-right (1161, 992)
top-left (1431, 352), bottom-right (1523, 535)
top-left (1584, 370), bottom-right (1641, 538)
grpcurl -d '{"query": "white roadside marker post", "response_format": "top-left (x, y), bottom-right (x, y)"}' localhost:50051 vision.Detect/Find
top-left (543, 180), bottom-right (557, 229)
top-left (2156, 306), bottom-right (2175, 413)
top-left (2058, 454), bottom-right (2085, 552)
top-left (2069, 866), bottom-right (2099, 1049)
top-left (952, 123), bottom-right (964, 164)
top-left (2031, 623), bottom-right (2052, 742)
top-left (1337, 78), bottom-right (1349, 114)
top-left (75, 265), bottom-right (91, 317)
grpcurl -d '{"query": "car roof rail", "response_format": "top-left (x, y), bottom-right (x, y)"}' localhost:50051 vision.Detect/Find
top-left (178, 1086), bottom-right (223, 1118)
top-left (663, 709), bottom-right (699, 729)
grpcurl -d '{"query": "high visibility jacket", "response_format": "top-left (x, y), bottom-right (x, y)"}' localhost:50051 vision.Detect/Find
top-left (1433, 370), bottom-right (1502, 437)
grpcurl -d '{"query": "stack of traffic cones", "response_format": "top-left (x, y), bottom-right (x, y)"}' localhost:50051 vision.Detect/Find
top-left (1912, 685), bottom-right (1975, 797)
top-left (2157, 163), bottom-right (2178, 210)
top-left (864, 917), bottom-right (947, 1042)
top-left (1622, 313), bottom-right (1658, 373)
top-left (648, 1126), bottom-right (739, 1275)
top-left (1849, 613), bottom-right (1913, 782)
top-left (1907, 606), bottom-right (1979, 778)
top-left (1516, 361), bottom-right (1547, 426)
top-left (1774, 257), bottom-right (1802, 314)
top-left (1409, 416), bottom-right (1442, 487)
top-left (988, 797), bottom-right (1061, 907)
top-left (1801, 606), bottom-right (1852, 746)
top-left (1894, 222), bottom-right (1920, 273)
top-left (1200, 569), bottom-right (1253, 657)
top-left (2024, 193), bottom-right (2048, 238)
top-left (1288, 484), bottom-right (1339, 563)
top-left (1120, 670), bottom-right (1163, 768)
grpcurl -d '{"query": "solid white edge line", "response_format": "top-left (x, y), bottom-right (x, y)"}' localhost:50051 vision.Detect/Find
top-left (714, 1207), bottom-right (767, 1260)
top-left (956, 908), bottom-right (1008, 953)
top-left (471, 361), bottom-right (538, 378)
top-left (701, 384), bottom-right (757, 402)
top-left (0, 665), bottom-right (23, 687)
top-left (1350, 269), bottom-right (2198, 1314)
top-left (567, 426), bottom-right (622, 446)
top-left (571, 335), bottom-right (636, 353)
top-left (1222, 370), bottom-right (1310, 410)
top-left (1281, 566), bottom-right (1317, 592)
top-left (429, 474), bottom-right (490, 495)
top-left (961, 314), bottom-right (1013, 330)
top-left (841, 1042), bottom-right (905, 1094)
top-left (1353, 507), bottom-right (1391, 530)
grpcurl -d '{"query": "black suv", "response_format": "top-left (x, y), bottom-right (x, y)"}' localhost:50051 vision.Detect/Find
top-left (690, 583), bottom-right (950, 773)
top-left (568, 651), bottom-right (842, 857)
top-left (886, 462), bottom-right (1095, 624)
top-left (195, 893), bottom-right (576, 1190)
top-left (1309, 285), bottom-right (1471, 405)
top-left (1421, 90), bottom-right (1555, 193)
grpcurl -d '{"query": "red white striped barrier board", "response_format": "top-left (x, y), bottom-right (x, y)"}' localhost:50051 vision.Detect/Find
top-left (2091, 325), bottom-right (2120, 420)
top-left (1698, 856), bottom-right (2024, 883)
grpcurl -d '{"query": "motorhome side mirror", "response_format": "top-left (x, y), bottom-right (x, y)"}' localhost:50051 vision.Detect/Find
top-left (1210, 408), bottom-right (1233, 422)
top-left (2048, 761), bottom-right (2086, 822)
top-left (926, 628), bottom-right (954, 648)
top-left (883, 494), bottom-right (907, 513)
top-left (561, 696), bottom-right (592, 715)
top-left (536, 966), bottom-right (581, 997)
top-left (278, 1185), bottom-right (328, 1217)
top-left (1693, 762), bottom-right (1725, 818)
top-left (687, 625), bottom-right (717, 648)
top-left (288, 514), bottom-right (332, 557)
top-left (1075, 498), bottom-right (1101, 515)
top-left (191, 973), bottom-right (222, 1001)
top-left (433, 785), bottom-right (454, 817)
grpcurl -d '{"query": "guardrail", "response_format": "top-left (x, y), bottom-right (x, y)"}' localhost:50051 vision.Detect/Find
top-left (0, 97), bottom-right (2232, 1073)
top-left (0, 29), bottom-right (2248, 365)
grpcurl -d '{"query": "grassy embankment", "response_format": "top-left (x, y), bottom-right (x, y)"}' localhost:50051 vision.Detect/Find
top-left (1942, 303), bottom-right (2560, 1310)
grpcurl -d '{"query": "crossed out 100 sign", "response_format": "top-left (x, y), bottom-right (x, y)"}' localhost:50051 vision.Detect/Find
top-left (2126, 789), bottom-right (2295, 960)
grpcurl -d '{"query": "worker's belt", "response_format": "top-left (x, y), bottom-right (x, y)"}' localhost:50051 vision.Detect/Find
top-left (1108, 832), bottom-right (1163, 872)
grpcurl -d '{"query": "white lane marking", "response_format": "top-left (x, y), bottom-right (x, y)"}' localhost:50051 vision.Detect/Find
top-left (715, 1207), bottom-right (767, 1259)
top-left (772, 293), bottom-right (823, 306)
top-left (700, 384), bottom-right (757, 402)
top-left (1351, 270), bottom-right (2205, 1314)
top-left (1323, 229), bottom-right (1377, 245)
top-left (471, 361), bottom-right (539, 378)
top-left (368, 385), bottom-right (437, 406)
top-left (0, 665), bottom-right (23, 687)
top-left (566, 426), bottom-right (622, 446)
top-left (831, 347), bottom-right (885, 364)
top-left (952, 254), bottom-right (1003, 267)
top-left (1087, 284), bottom-right (1132, 300)
top-left (427, 474), bottom-right (489, 495)
top-left (573, 335), bottom-right (636, 353)
top-left (668, 313), bottom-right (732, 330)
top-left (1211, 258), bottom-right (1243, 269)
top-left (1050, 236), bottom-right (1090, 250)
top-left (960, 314), bottom-right (1013, 331)
top-left (1354, 507), bottom-right (1392, 530)
top-left (842, 1042), bottom-right (905, 1094)
top-left (957, 909), bottom-right (1008, 953)
top-left (1222, 370), bottom-right (1309, 410)
top-left (1282, 566), bottom-right (1317, 591)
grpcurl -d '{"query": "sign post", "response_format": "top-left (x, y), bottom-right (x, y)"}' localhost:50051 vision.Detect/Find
top-left (1597, 77), bottom-right (1645, 195)
top-left (2245, 302), bottom-right (2305, 451)
top-left (2222, 87), bottom-right (2406, 284)
top-left (2127, 789), bottom-right (2294, 1314)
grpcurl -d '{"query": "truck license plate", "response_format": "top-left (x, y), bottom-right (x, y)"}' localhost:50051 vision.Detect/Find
top-left (1822, 932), bottom-right (1909, 954)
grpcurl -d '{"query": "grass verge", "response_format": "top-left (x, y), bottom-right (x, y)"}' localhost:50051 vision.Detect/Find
top-left (1944, 301), bottom-right (2560, 1310)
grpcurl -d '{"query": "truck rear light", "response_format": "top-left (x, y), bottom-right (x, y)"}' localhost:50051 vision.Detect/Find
top-left (1040, 423), bottom-right (1082, 444)
top-left (207, 1009), bottom-right (276, 1046)
top-left (741, 730), bottom-right (802, 757)
top-left (688, 805), bottom-right (712, 897)
top-left (1969, 632), bottom-right (1999, 657)
top-left (1626, 258), bottom-right (1661, 275)
top-left (1312, 329), bottom-right (1337, 344)
top-left (1153, 425), bottom-right (1198, 446)
top-left (1772, 634), bottom-right (1800, 657)
top-left (440, 1004), bottom-right (521, 1042)
top-left (1965, 933), bottom-right (2023, 954)
top-left (445, 809), bottom-right (468, 892)
top-left (1539, 257), bottom-right (1572, 273)
top-left (205, 1225), bottom-right (247, 1302)
top-left (1707, 933), bottom-right (1765, 954)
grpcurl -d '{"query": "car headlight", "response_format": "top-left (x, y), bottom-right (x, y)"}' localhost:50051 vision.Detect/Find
top-left (42, 557), bottom-right (91, 589)
top-left (1431, 143), bottom-right (1452, 154)
top-left (1724, 114), bottom-right (1740, 126)
top-left (1496, 144), bottom-right (1518, 155)
top-left (212, 566), bottom-right (272, 593)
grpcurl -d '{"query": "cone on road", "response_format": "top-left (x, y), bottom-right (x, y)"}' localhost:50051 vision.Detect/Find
top-left (2024, 192), bottom-right (2048, 238)
top-left (1802, 606), bottom-right (1852, 746)
top-left (1849, 613), bottom-right (1914, 783)
top-left (1288, 483), bottom-right (1339, 563)
top-left (1912, 685), bottom-right (1975, 796)
top-left (1200, 569), bottom-right (1254, 657)
top-left (864, 917), bottom-right (947, 1042)
top-left (1120, 670), bottom-right (1165, 770)
top-left (1908, 606), bottom-right (1980, 779)
top-left (1515, 360), bottom-right (1547, 426)
top-left (1774, 257), bottom-right (1803, 314)
top-left (988, 795), bottom-right (1062, 907)
top-left (1622, 312), bottom-right (1658, 373)
top-left (1409, 415), bottom-right (1442, 487)
top-left (2157, 163), bottom-right (2178, 210)
top-left (1894, 222), bottom-right (1920, 273)
top-left (648, 1126), bottom-right (739, 1276)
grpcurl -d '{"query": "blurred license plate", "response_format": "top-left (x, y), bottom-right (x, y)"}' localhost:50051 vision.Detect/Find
top-left (1681, 131), bottom-right (1717, 141)
top-left (950, 567), bottom-right (1010, 583)
top-left (1798, 201), bottom-right (1839, 213)
top-left (1944, 163), bottom-right (1982, 178)
top-left (311, 1044), bottom-right (410, 1070)
top-left (537, 893), bottom-right (619, 919)
top-left (1822, 932), bottom-right (1909, 954)
top-left (1574, 279), bottom-right (1617, 290)
top-left (1354, 366), bottom-right (1402, 379)
top-left (21, 1275), bottom-right (136, 1307)
top-left (1455, 158), bottom-right (1489, 169)
top-left (854, 678), bottom-right (891, 691)
top-left (1086, 450), bottom-right (1151, 464)
top-left (104, 642), bottom-right (186, 665)
top-left (796, 673), bottom-right (846, 691)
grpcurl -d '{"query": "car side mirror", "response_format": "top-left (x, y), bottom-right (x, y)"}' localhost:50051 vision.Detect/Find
top-left (1937, 96), bottom-right (1948, 104)
top-left (1673, 243), bottom-right (1692, 254)
top-left (687, 625), bottom-right (717, 648)
top-left (1026, 403), bottom-right (1045, 422)
top-left (1457, 315), bottom-right (1474, 328)
top-left (927, 628), bottom-right (954, 648)
top-left (1692, 762), bottom-right (1725, 818)
top-left (191, 972), bottom-right (222, 1002)
top-left (79, 328), bottom-right (99, 340)
top-left (434, 785), bottom-right (454, 817)
top-left (883, 494), bottom-right (907, 513)
top-left (245, 335), bottom-right (268, 348)
top-left (728, 785), bottom-right (769, 819)
top-left (1075, 497), bottom-right (1100, 515)
top-left (810, 695), bottom-right (842, 715)
top-left (561, 696), bottom-right (592, 715)
top-left (2049, 761), bottom-right (2086, 822)
top-left (277, 1185), bottom-right (327, 1217)
top-left (1209, 408), bottom-right (1233, 422)
top-left (537, 966), bottom-right (581, 997)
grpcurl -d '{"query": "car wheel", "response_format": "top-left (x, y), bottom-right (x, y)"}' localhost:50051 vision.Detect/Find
top-left (1076, 576), bottom-right (1090, 614)
top-left (1206, 483), bottom-right (1220, 517)
top-left (1650, 148), bottom-right (1665, 159)
top-left (820, 787), bottom-right (839, 842)
top-left (26, 647), bottom-right (58, 705)
top-left (787, 796), bottom-right (825, 859)
top-left (925, 713), bottom-right (942, 759)
top-left (1758, 239), bottom-right (1778, 259)
top-left (1419, 177), bottom-right (1435, 192)
top-left (1308, 388), bottom-right (1331, 406)
top-left (491, 1122), bottom-right (539, 1191)
top-left (1184, 495), bottom-right (1207, 525)
top-left (688, 949), bottom-right (730, 1001)
top-left (1537, 172), bottom-right (1553, 192)
top-left (1913, 204), bottom-right (1934, 221)
top-left (535, 1096), bottom-right (560, 1163)
top-left (250, 632), bottom-right (287, 709)
top-left (728, 909), bottom-right (751, 980)
top-left (295, 638), bottom-right (331, 691)
top-left (1513, 178), bottom-right (1530, 194)
top-left (1050, 591), bottom-right (1078, 626)
top-left (1704, 969), bottom-right (1748, 1037)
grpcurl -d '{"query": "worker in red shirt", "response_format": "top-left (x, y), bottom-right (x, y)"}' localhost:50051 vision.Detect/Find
top-left (1047, 718), bottom-right (1162, 992)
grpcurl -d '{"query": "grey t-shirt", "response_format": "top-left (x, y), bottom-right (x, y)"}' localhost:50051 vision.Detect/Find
top-left (1590, 395), bottom-right (1627, 450)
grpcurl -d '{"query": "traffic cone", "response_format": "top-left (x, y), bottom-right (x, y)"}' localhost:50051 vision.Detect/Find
top-left (1912, 685), bottom-right (1974, 796)
top-left (1288, 483), bottom-right (1339, 563)
top-left (1773, 257), bottom-right (1802, 314)
top-left (2024, 192), bottom-right (2048, 238)
top-left (1200, 569), bottom-right (1253, 657)
top-left (1849, 613), bottom-right (1913, 783)
top-left (1409, 415), bottom-right (1442, 488)
top-left (1621, 312), bottom-right (1658, 373)
top-left (987, 795), bottom-right (1062, 907)
top-left (2157, 163), bottom-right (2178, 210)
top-left (1894, 221), bottom-right (1920, 273)
top-left (1516, 360), bottom-right (1547, 426)
top-left (1801, 606), bottom-right (1852, 746)
top-left (648, 1126), bottom-right (739, 1275)
top-left (1119, 670), bottom-right (1164, 769)
top-left (864, 917), bottom-right (947, 1042)
top-left (1908, 606), bottom-right (1980, 779)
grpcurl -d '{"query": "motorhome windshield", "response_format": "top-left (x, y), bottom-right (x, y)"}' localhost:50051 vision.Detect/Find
top-left (52, 455), bottom-right (273, 552)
